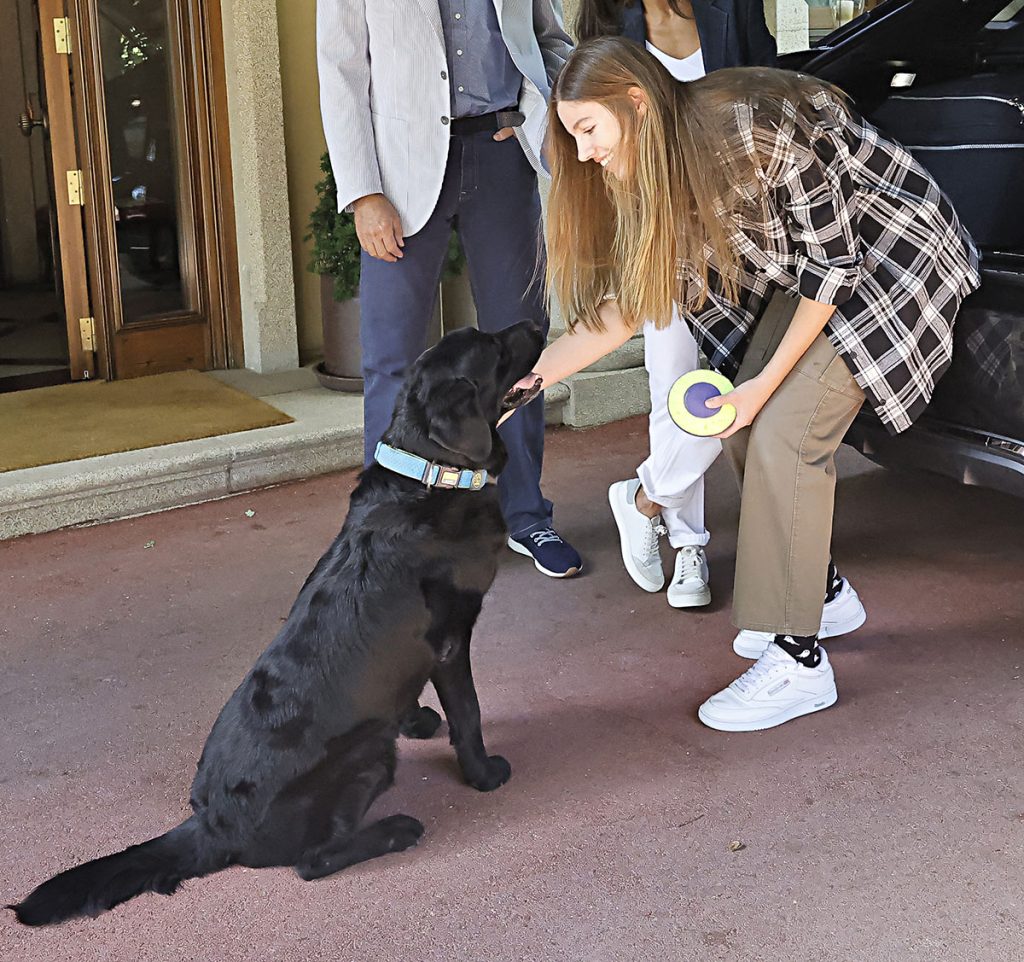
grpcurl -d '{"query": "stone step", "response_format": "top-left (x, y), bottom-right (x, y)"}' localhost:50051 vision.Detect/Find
top-left (0, 373), bottom-right (578, 540)
top-left (0, 349), bottom-right (643, 540)
top-left (559, 366), bottom-right (651, 429)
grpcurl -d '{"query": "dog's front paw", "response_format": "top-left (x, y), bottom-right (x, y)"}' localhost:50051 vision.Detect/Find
top-left (380, 814), bottom-right (425, 853)
top-left (501, 374), bottom-right (543, 411)
top-left (399, 705), bottom-right (442, 739)
top-left (468, 754), bottom-right (511, 792)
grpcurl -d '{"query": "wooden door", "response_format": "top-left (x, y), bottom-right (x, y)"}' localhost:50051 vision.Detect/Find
top-left (68, 0), bottom-right (241, 380)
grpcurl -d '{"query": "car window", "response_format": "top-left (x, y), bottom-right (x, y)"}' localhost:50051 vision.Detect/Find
top-left (783, 0), bottom-right (1021, 54)
top-left (796, 0), bottom-right (883, 51)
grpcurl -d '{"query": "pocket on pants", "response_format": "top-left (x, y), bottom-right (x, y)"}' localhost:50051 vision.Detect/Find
top-left (817, 351), bottom-right (864, 402)
top-left (793, 334), bottom-right (864, 403)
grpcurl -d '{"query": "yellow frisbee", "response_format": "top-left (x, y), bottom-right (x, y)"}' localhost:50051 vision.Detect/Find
top-left (667, 370), bottom-right (737, 436)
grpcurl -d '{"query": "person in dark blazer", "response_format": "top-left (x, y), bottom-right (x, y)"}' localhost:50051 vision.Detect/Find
top-left (575, 0), bottom-right (777, 72)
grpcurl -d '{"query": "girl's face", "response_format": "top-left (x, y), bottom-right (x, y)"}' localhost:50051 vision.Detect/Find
top-left (556, 99), bottom-right (627, 178)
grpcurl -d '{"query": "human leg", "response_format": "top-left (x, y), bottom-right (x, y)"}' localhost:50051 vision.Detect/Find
top-left (456, 131), bottom-right (580, 577)
top-left (609, 310), bottom-right (719, 602)
top-left (699, 326), bottom-right (865, 731)
top-left (358, 147), bottom-right (461, 465)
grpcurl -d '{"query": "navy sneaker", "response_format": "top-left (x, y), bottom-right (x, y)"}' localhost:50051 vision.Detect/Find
top-left (508, 524), bottom-right (582, 579)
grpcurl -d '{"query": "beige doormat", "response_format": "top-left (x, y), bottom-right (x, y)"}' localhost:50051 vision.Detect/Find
top-left (1, 370), bottom-right (294, 473)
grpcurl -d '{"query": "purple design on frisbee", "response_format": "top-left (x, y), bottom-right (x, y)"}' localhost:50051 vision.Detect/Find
top-left (684, 382), bottom-right (721, 419)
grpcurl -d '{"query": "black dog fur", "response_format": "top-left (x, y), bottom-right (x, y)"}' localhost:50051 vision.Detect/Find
top-left (11, 320), bottom-right (546, 926)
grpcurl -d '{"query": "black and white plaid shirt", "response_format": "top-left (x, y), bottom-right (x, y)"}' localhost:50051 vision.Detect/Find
top-left (682, 88), bottom-right (981, 434)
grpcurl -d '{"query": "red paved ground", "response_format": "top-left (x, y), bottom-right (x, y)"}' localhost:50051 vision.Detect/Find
top-left (2, 418), bottom-right (1023, 961)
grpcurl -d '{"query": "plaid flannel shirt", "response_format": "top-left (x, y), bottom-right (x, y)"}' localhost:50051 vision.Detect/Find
top-left (682, 88), bottom-right (982, 434)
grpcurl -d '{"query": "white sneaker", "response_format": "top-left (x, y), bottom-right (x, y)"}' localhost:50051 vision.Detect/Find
top-left (732, 579), bottom-right (867, 659)
top-left (667, 546), bottom-right (711, 608)
top-left (698, 645), bottom-right (838, 732)
top-left (608, 479), bottom-right (666, 592)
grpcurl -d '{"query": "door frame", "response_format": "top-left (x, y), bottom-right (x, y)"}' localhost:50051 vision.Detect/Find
top-left (36, 0), bottom-right (95, 380)
top-left (65, 0), bottom-right (243, 381)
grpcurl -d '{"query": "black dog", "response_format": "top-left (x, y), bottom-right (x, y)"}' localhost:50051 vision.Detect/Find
top-left (11, 320), bottom-right (545, 926)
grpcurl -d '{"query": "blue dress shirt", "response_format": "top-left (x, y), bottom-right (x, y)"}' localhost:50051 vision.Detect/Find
top-left (437, 0), bottom-right (521, 118)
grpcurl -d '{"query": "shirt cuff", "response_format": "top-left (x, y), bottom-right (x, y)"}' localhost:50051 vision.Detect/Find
top-left (795, 253), bottom-right (862, 306)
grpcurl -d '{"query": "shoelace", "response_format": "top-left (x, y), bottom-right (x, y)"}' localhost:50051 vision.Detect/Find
top-left (731, 646), bottom-right (789, 696)
top-left (674, 546), bottom-right (704, 584)
top-left (529, 528), bottom-right (563, 547)
top-left (640, 518), bottom-right (667, 561)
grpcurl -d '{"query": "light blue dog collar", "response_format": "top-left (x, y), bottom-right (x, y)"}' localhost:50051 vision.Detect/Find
top-left (374, 442), bottom-right (488, 491)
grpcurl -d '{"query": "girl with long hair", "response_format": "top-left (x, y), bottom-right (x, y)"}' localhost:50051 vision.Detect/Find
top-left (517, 37), bottom-right (980, 731)
top-left (573, 0), bottom-right (776, 612)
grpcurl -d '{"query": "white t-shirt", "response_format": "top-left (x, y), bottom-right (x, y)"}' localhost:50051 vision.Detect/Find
top-left (645, 42), bottom-right (706, 82)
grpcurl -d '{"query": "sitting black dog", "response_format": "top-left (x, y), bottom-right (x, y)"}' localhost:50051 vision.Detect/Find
top-left (11, 320), bottom-right (546, 926)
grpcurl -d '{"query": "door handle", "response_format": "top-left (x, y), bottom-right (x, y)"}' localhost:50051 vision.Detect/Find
top-left (19, 107), bottom-right (48, 137)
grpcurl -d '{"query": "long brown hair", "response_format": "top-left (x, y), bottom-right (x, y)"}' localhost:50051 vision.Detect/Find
top-left (545, 37), bottom-right (846, 333)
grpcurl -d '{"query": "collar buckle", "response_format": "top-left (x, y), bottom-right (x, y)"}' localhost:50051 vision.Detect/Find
top-left (428, 464), bottom-right (463, 489)
top-left (375, 442), bottom-right (488, 492)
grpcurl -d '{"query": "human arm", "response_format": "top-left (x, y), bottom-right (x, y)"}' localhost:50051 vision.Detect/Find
top-left (706, 295), bottom-right (836, 438)
top-left (316, 0), bottom-right (386, 217)
top-left (534, 0), bottom-right (573, 89)
top-left (352, 194), bottom-right (405, 262)
top-left (534, 301), bottom-right (636, 387)
top-left (499, 300), bottom-right (636, 424)
top-left (739, 0), bottom-right (779, 66)
top-left (708, 122), bottom-right (864, 436)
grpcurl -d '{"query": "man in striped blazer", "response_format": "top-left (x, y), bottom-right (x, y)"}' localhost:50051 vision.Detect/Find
top-left (317, 0), bottom-right (582, 579)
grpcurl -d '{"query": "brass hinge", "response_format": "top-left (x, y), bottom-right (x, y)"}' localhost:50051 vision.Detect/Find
top-left (67, 169), bottom-right (83, 206)
top-left (53, 17), bottom-right (72, 55)
top-left (79, 317), bottom-right (96, 352)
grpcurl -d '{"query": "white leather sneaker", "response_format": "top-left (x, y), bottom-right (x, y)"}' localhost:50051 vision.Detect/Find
top-left (732, 579), bottom-right (867, 659)
top-left (667, 546), bottom-right (711, 608)
top-left (698, 645), bottom-right (838, 732)
top-left (608, 479), bottom-right (666, 592)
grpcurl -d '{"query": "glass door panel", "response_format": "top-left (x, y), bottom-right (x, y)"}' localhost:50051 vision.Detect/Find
top-left (0, 0), bottom-right (71, 390)
top-left (96, 0), bottom-right (195, 324)
top-left (70, 0), bottom-right (237, 378)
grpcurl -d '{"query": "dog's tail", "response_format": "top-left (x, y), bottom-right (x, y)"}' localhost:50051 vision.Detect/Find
top-left (9, 816), bottom-right (228, 926)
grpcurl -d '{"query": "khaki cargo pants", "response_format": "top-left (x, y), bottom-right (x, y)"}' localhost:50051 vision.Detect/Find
top-left (723, 293), bottom-right (866, 637)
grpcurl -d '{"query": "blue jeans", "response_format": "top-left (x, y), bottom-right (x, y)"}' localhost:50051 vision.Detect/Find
top-left (359, 131), bottom-right (552, 536)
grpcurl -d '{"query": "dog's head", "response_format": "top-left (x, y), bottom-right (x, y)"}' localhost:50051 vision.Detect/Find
top-left (383, 320), bottom-right (546, 475)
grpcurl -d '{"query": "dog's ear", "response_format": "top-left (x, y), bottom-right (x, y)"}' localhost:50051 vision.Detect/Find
top-left (426, 377), bottom-right (493, 462)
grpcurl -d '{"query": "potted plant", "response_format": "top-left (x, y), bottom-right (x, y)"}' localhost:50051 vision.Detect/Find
top-left (307, 153), bottom-right (466, 391)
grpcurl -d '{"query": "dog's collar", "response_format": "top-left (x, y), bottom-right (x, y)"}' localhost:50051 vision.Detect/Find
top-left (374, 442), bottom-right (488, 492)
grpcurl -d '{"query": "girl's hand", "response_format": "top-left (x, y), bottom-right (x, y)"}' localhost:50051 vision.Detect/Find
top-left (498, 373), bottom-right (544, 427)
top-left (502, 373), bottom-right (544, 411)
top-left (706, 376), bottom-right (774, 439)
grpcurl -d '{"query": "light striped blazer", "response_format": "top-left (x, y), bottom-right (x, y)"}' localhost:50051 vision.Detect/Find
top-left (317, 0), bottom-right (572, 236)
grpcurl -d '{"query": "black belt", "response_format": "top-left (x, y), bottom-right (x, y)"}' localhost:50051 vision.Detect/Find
top-left (450, 110), bottom-right (524, 135)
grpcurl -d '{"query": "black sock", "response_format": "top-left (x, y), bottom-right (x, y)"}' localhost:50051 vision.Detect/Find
top-left (773, 633), bottom-right (821, 668)
top-left (825, 559), bottom-right (844, 605)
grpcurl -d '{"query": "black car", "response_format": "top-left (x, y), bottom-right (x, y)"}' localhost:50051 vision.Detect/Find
top-left (786, 0), bottom-right (1024, 498)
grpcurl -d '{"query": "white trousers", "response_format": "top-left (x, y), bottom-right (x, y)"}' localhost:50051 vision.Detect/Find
top-left (636, 309), bottom-right (722, 548)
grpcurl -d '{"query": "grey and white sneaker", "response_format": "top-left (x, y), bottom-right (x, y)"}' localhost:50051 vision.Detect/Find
top-left (732, 578), bottom-right (866, 659)
top-left (667, 546), bottom-right (711, 608)
top-left (608, 479), bottom-right (666, 592)
top-left (698, 644), bottom-right (838, 732)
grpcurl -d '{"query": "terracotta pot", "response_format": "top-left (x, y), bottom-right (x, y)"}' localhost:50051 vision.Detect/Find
top-left (316, 275), bottom-right (362, 393)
